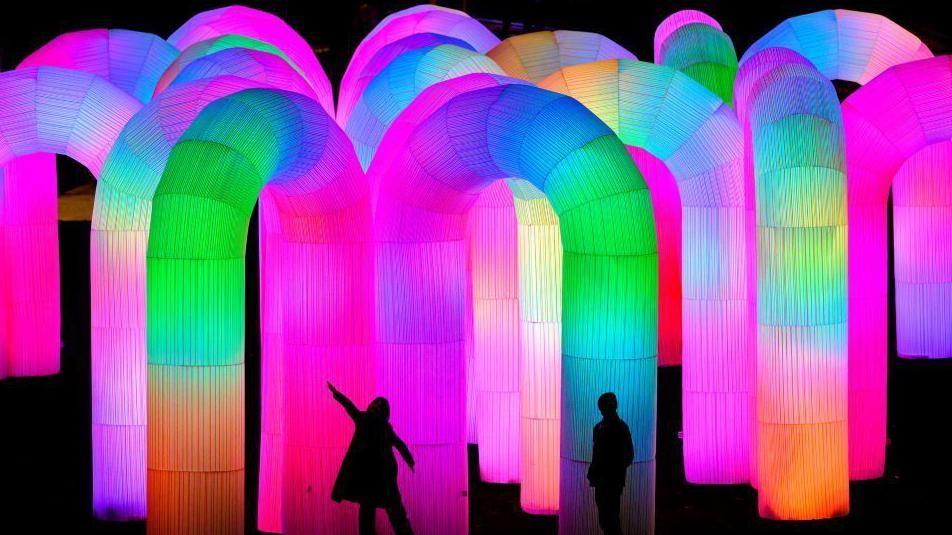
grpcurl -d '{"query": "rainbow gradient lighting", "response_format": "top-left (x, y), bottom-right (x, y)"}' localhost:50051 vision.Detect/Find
top-left (736, 48), bottom-right (849, 520)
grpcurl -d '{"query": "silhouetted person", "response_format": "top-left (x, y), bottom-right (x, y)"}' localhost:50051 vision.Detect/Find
top-left (328, 381), bottom-right (415, 535)
top-left (587, 392), bottom-right (634, 535)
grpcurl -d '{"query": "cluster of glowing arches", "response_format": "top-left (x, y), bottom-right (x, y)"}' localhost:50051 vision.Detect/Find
top-left (1, 4), bottom-right (949, 534)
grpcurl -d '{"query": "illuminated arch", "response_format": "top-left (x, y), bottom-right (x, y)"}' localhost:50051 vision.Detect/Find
top-left (339, 3), bottom-right (499, 121)
top-left (735, 48), bottom-right (849, 520)
top-left (94, 51), bottom-right (320, 527)
top-left (892, 141), bottom-right (952, 359)
top-left (0, 30), bottom-right (174, 384)
top-left (142, 88), bottom-right (370, 534)
top-left (154, 34), bottom-right (312, 97)
top-left (654, 11), bottom-right (738, 103)
top-left (370, 82), bottom-right (658, 535)
top-left (540, 58), bottom-right (750, 484)
top-left (841, 55), bottom-right (952, 478)
top-left (169, 5), bottom-right (334, 112)
top-left (487, 30), bottom-right (635, 83)
top-left (0, 67), bottom-right (140, 384)
top-left (337, 32), bottom-right (475, 126)
top-left (742, 9), bottom-right (934, 480)
top-left (742, 9), bottom-right (932, 85)
top-left (344, 43), bottom-right (503, 168)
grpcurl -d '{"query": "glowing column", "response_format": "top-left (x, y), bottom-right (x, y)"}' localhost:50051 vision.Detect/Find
top-left (509, 179), bottom-right (561, 515)
top-left (893, 141), bottom-right (952, 358)
top-left (737, 49), bottom-right (849, 520)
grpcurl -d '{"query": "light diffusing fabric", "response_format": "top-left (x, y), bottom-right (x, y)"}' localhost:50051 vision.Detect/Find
top-left (842, 55), bottom-right (952, 479)
top-left (487, 30), bottom-right (635, 83)
top-left (654, 12), bottom-right (738, 103)
top-left (736, 48), bottom-right (849, 520)
top-left (892, 141), bottom-right (952, 359)
top-left (144, 88), bottom-right (371, 534)
top-left (370, 81), bottom-right (657, 535)
top-left (540, 58), bottom-right (751, 484)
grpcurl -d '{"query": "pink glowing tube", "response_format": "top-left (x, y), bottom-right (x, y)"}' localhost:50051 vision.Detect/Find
top-left (540, 59), bottom-right (751, 484)
top-left (892, 141), bottom-right (952, 359)
top-left (468, 181), bottom-right (521, 484)
top-left (654, 11), bottom-right (738, 104)
top-left (736, 48), bottom-right (849, 520)
top-left (168, 5), bottom-right (334, 113)
top-left (744, 9), bottom-right (933, 481)
top-left (370, 80), bottom-right (658, 535)
top-left (487, 30), bottom-right (635, 83)
top-left (338, 4), bottom-right (499, 125)
top-left (842, 55), bottom-right (952, 479)
top-left (0, 67), bottom-right (141, 383)
top-left (142, 88), bottom-right (371, 535)
top-left (0, 30), bottom-right (175, 382)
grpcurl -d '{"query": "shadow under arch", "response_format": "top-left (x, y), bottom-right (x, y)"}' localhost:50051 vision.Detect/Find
top-left (369, 81), bottom-right (658, 535)
top-left (142, 88), bottom-right (371, 534)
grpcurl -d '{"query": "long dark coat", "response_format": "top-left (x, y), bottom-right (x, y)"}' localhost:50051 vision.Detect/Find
top-left (331, 391), bottom-right (413, 507)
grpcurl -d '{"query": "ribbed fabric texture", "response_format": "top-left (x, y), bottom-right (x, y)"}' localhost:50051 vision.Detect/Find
top-left (0, 67), bottom-right (141, 382)
top-left (655, 16), bottom-right (738, 103)
top-left (487, 30), bottom-right (635, 83)
top-left (842, 55), bottom-right (952, 480)
top-left (892, 141), bottom-right (952, 358)
top-left (344, 43), bottom-right (504, 169)
top-left (540, 59), bottom-right (752, 485)
top-left (339, 4), bottom-right (500, 125)
top-left (736, 48), bottom-right (849, 520)
top-left (741, 9), bottom-right (932, 85)
top-left (371, 83), bottom-right (657, 535)
top-left (469, 181), bottom-right (521, 483)
top-left (168, 5), bottom-right (335, 114)
top-left (145, 89), bottom-right (370, 534)
top-left (509, 178), bottom-right (562, 515)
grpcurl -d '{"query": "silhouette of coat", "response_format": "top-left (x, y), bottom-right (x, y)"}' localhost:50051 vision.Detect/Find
top-left (587, 413), bottom-right (635, 490)
top-left (331, 390), bottom-right (414, 507)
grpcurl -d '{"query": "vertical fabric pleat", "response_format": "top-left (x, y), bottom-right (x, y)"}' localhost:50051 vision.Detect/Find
top-left (737, 49), bottom-right (849, 520)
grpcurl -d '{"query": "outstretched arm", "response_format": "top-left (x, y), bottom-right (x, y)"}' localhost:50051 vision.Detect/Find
top-left (328, 382), bottom-right (360, 422)
top-left (392, 431), bottom-right (415, 471)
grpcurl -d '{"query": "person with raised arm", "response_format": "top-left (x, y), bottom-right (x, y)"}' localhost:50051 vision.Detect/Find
top-left (328, 381), bottom-right (415, 535)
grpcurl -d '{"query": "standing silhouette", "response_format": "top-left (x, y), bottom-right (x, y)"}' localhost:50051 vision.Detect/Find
top-left (328, 381), bottom-right (415, 535)
top-left (587, 392), bottom-right (635, 535)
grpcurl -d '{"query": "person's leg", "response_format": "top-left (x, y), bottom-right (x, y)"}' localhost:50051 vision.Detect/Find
top-left (385, 499), bottom-right (414, 535)
top-left (359, 503), bottom-right (377, 535)
top-left (595, 486), bottom-right (622, 535)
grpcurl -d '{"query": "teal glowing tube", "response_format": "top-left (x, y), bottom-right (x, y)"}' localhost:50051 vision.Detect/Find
top-left (370, 81), bottom-right (657, 535)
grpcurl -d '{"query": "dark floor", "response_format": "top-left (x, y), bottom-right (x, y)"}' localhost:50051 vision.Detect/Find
top-left (1, 220), bottom-right (950, 534)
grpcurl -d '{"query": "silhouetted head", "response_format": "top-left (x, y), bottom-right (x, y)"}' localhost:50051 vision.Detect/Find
top-left (367, 396), bottom-right (390, 421)
top-left (598, 392), bottom-right (618, 417)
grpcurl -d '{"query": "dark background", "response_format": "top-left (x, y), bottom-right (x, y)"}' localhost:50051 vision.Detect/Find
top-left (1, 1), bottom-right (951, 534)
